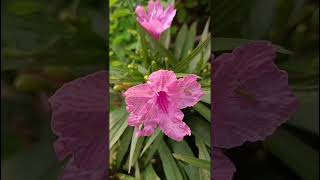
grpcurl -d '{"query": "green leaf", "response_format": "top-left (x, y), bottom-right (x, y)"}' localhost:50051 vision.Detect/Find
top-left (200, 18), bottom-right (211, 42)
top-left (128, 128), bottom-right (144, 173)
top-left (288, 90), bottom-right (319, 135)
top-left (158, 139), bottom-right (184, 180)
top-left (140, 128), bottom-right (161, 157)
top-left (172, 153), bottom-right (210, 171)
top-left (160, 29), bottom-right (171, 49)
top-left (115, 173), bottom-right (139, 180)
top-left (212, 37), bottom-right (292, 54)
top-left (134, 162), bottom-right (140, 179)
top-left (182, 22), bottom-right (197, 56)
top-left (136, 22), bottom-right (151, 66)
top-left (194, 103), bottom-right (211, 122)
top-left (116, 128), bottom-right (134, 168)
top-left (168, 140), bottom-right (200, 180)
top-left (136, 22), bottom-right (177, 66)
top-left (111, 9), bottom-right (132, 19)
top-left (143, 165), bottom-right (161, 180)
top-left (195, 137), bottom-right (210, 161)
top-left (174, 24), bottom-right (188, 60)
top-left (109, 0), bottom-right (118, 7)
top-left (196, 137), bottom-right (211, 180)
top-left (110, 106), bottom-right (127, 130)
top-left (187, 116), bottom-right (211, 147)
top-left (174, 35), bottom-right (211, 72)
top-left (190, 18), bottom-right (211, 73)
top-left (266, 128), bottom-right (319, 180)
top-left (142, 133), bottom-right (163, 167)
top-left (110, 115), bottom-right (128, 149)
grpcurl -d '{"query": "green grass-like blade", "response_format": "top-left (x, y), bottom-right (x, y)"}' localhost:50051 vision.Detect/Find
top-left (173, 153), bottom-right (210, 171)
top-left (158, 139), bottom-right (184, 180)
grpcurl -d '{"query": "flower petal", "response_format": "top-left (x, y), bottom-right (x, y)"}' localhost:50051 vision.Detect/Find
top-left (123, 83), bottom-right (155, 115)
top-left (147, 0), bottom-right (163, 19)
top-left (212, 148), bottom-right (236, 180)
top-left (139, 19), bottom-right (164, 40)
top-left (213, 42), bottom-right (299, 148)
top-left (148, 70), bottom-right (177, 92)
top-left (49, 71), bottom-right (107, 170)
top-left (60, 159), bottom-right (107, 180)
top-left (160, 4), bottom-right (176, 30)
top-left (158, 108), bottom-right (191, 141)
top-left (135, 6), bottom-right (147, 23)
top-left (168, 74), bottom-right (204, 109)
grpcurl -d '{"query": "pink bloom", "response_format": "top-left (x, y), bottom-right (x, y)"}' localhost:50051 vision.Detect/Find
top-left (135, 0), bottom-right (176, 40)
top-left (124, 70), bottom-right (204, 141)
top-left (61, 159), bottom-right (107, 180)
top-left (49, 71), bottom-right (107, 179)
top-left (212, 148), bottom-right (236, 180)
top-left (212, 42), bottom-right (299, 180)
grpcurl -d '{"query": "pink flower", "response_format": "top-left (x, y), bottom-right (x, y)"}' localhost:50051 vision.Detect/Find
top-left (49, 71), bottom-right (108, 179)
top-left (123, 70), bottom-right (204, 141)
top-left (135, 0), bottom-right (176, 40)
top-left (212, 42), bottom-right (299, 180)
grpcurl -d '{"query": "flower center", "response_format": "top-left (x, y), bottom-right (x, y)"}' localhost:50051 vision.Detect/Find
top-left (156, 91), bottom-right (169, 113)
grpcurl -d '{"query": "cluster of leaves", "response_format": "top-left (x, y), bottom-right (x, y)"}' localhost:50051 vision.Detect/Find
top-left (109, 0), bottom-right (212, 179)
top-left (212, 0), bottom-right (318, 180)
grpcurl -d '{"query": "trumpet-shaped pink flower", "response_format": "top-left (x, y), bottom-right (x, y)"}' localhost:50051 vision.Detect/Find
top-left (135, 0), bottom-right (176, 40)
top-left (212, 42), bottom-right (299, 180)
top-left (124, 70), bottom-right (204, 141)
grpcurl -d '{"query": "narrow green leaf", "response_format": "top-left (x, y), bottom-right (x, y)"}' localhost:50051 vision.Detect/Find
top-left (143, 133), bottom-right (163, 167)
top-left (110, 107), bottom-right (127, 130)
top-left (195, 137), bottom-right (210, 161)
top-left (128, 128), bottom-right (144, 173)
top-left (196, 137), bottom-right (211, 180)
top-left (136, 22), bottom-right (151, 66)
top-left (168, 140), bottom-right (200, 180)
top-left (134, 162), bottom-right (140, 179)
top-left (174, 24), bottom-right (188, 60)
top-left (143, 165), bottom-right (161, 180)
top-left (200, 18), bottom-right (211, 42)
top-left (110, 115), bottom-right (128, 149)
top-left (158, 139), bottom-right (184, 180)
top-left (140, 128), bottom-right (161, 157)
top-left (115, 173), bottom-right (139, 180)
top-left (182, 22), bottom-right (197, 58)
top-left (187, 116), bottom-right (211, 147)
top-left (194, 103), bottom-right (211, 122)
top-left (128, 129), bottom-right (138, 173)
top-left (160, 29), bottom-right (171, 49)
top-left (116, 128), bottom-right (134, 168)
top-left (266, 128), bottom-right (319, 180)
top-left (212, 37), bottom-right (292, 54)
top-left (173, 153), bottom-right (210, 171)
top-left (174, 35), bottom-right (211, 72)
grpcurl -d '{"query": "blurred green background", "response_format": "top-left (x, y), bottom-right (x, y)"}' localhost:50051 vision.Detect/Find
top-left (1, 0), bottom-right (106, 179)
top-left (212, 0), bottom-right (319, 180)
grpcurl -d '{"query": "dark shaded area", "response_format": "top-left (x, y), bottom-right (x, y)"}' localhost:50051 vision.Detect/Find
top-left (1, 0), bottom-right (106, 179)
top-left (212, 0), bottom-right (319, 179)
